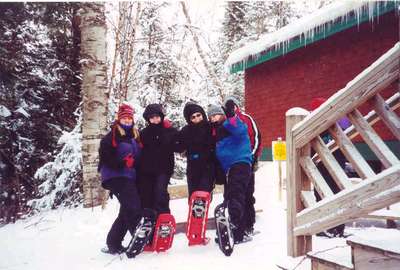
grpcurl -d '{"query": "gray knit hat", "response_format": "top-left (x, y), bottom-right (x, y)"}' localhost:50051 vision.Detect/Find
top-left (224, 96), bottom-right (241, 107)
top-left (207, 104), bottom-right (225, 118)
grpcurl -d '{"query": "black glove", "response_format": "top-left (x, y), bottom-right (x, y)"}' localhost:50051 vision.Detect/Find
top-left (224, 100), bottom-right (236, 118)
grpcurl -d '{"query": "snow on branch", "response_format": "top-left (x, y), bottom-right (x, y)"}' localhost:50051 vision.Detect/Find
top-left (29, 107), bottom-right (83, 211)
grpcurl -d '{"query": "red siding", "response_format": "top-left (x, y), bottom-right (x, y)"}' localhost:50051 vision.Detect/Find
top-left (245, 11), bottom-right (398, 149)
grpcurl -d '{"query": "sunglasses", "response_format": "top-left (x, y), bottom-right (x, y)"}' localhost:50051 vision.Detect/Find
top-left (191, 113), bottom-right (203, 120)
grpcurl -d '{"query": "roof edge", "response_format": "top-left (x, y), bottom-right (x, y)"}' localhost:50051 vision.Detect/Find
top-left (229, 2), bottom-right (398, 74)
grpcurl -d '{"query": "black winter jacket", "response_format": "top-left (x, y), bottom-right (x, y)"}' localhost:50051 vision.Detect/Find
top-left (138, 123), bottom-right (178, 175)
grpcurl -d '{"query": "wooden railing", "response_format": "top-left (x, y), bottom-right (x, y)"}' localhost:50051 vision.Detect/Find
top-left (285, 42), bottom-right (400, 257)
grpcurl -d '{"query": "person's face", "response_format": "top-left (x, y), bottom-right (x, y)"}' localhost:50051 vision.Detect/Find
top-left (210, 114), bottom-right (225, 123)
top-left (119, 116), bottom-right (133, 125)
top-left (149, 115), bottom-right (161, 124)
top-left (190, 112), bottom-right (203, 124)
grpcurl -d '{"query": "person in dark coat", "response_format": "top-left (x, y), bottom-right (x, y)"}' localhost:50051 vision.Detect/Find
top-left (175, 102), bottom-right (215, 198)
top-left (137, 104), bottom-right (178, 216)
top-left (98, 103), bottom-right (142, 254)
top-left (209, 101), bottom-right (253, 244)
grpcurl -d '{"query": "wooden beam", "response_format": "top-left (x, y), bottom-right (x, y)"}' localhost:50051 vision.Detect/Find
top-left (365, 209), bottom-right (400, 221)
top-left (294, 164), bottom-right (400, 236)
top-left (286, 108), bottom-right (312, 257)
top-left (313, 93), bottom-right (400, 164)
top-left (329, 123), bottom-right (375, 179)
top-left (293, 43), bottom-right (400, 149)
top-left (301, 191), bottom-right (316, 208)
top-left (300, 156), bottom-right (334, 198)
top-left (371, 93), bottom-right (400, 141)
top-left (348, 109), bottom-right (399, 169)
top-left (311, 136), bottom-right (352, 189)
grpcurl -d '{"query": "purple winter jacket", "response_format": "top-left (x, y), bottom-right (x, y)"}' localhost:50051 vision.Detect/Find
top-left (98, 129), bottom-right (141, 185)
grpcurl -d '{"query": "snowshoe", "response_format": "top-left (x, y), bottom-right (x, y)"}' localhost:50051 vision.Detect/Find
top-left (214, 203), bottom-right (234, 256)
top-left (186, 191), bottom-right (211, 246)
top-left (125, 209), bottom-right (156, 258)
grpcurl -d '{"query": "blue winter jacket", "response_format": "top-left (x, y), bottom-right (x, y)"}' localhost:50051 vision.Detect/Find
top-left (216, 116), bottom-right (253, 173)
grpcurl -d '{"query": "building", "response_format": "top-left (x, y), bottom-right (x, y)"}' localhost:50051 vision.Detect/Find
top-left (227, 1), bottom-right (399, 161)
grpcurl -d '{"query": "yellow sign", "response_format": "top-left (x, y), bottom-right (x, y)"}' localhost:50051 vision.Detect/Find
top-left (272, 140), bottom-right (286, 161)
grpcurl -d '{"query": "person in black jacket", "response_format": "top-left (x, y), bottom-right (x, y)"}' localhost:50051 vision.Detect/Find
top-left (98, 103), bottom-right (142, 255)
top-left (176, 102), bottom-right (215, 198)
top-left (137, 104), bottom-right (178, 216)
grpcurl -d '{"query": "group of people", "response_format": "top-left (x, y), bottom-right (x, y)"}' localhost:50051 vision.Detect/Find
top-left (98, 97), bottom-right (261, 255)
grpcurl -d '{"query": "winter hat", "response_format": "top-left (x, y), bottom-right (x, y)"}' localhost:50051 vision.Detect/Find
top-left (117, 104), bottom-right (134, 120)
top-left (183, 102), bottom-right (206, 123)
top-left (143, 104), bottom-right (165, 122)
top-left (224, 96), bottom-right (241, 108)
top-left (310, 97), bottom-right (327, 111)
top-left (207, 104), bottom-right (225, 118)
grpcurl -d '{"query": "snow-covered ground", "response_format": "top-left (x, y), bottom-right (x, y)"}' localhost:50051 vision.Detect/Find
top-left (1, 162), bottom-right (399, 270)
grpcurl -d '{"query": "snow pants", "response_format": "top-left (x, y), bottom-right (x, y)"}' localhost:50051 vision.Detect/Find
top-left (187, 162), bottom-right (215, 199)
top-left (138, 172), bottom-right (171, 216)
top-left (105, 177), bottom-right (141, 250)
top-left (243, 168), bottom-right (256, 231)
top-left (224, 162), bottom-right (252, 242)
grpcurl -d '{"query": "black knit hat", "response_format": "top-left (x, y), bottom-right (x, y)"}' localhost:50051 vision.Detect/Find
top-left (183, 102), bottom-right (207, 123)
top-left (143, 104), bottom-right (165, 123)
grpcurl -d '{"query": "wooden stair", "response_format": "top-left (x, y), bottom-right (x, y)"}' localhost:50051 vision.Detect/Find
top-left (308, 246), bottom-right (353, 270)
top-left (308, 230), bottom-right (400, 270)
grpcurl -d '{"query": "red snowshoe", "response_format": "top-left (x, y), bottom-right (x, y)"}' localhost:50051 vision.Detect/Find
top-left (145, 213), bottom-right (176, 253)
top-left (186, 191), bottom-right (211, 246)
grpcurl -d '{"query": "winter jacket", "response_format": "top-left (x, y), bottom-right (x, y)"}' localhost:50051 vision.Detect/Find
top-left (98, 124), bottom-right (141, 187)
top-left (237, 110), bottom-right (262, 159)
top-left (138, 123), bottom-right (178, 176)
top-left (177, 104), bottom-right (215, 166)
top-left (215, 116), bottom-right (253, 173)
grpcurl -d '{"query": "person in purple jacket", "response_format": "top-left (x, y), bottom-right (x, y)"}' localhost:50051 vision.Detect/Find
top-left (98, 103), bottom-right (142, 255)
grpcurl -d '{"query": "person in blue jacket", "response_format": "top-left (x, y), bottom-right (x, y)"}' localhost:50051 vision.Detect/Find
top-left (98, 103), bottom-right (142, 254)
top-left (209, 101), bottom-right (253, 244)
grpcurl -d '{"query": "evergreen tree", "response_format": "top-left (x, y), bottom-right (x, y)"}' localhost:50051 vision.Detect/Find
top-left (0, 3), bottom-right (81, 221)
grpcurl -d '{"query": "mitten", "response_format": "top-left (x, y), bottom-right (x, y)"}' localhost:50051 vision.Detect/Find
top-left (123, 153), bottom-right (135, 168)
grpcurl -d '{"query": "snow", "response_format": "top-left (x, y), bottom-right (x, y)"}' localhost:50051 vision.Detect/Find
top-left (226, 1), bottom-right (389, 69)
top-left (0, 105), bottom-right (11, 117)
top-left (308, 245), bottom-right (352, 269)
top-left (285, 107), bottom-right (309, 117)
top-left (348, 227), bottom-right (400, 254)
top-left (29, 108), bottom-right (83, 210)
top-left (15, 107), bottom-right (30, 118)
top-left (2, 162), bottom-right (399, 270)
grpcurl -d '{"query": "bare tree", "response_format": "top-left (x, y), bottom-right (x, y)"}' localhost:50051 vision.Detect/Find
top-left (79, 3), bottom-right (108, 208)
top-left (180, 1), bottom-right (225, 101)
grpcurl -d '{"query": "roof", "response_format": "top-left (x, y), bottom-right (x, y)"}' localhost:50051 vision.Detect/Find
top-left (227, 1), bottom-right (398, 74)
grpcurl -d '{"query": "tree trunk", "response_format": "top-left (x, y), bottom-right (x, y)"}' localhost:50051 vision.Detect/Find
top-left (79, 3), bottom-right (108, 208)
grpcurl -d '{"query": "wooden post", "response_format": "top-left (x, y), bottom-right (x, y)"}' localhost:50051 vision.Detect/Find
top-left (278, 159), bottom-right (283, 201)
top-left (286, 108), bottom-right (311, 257)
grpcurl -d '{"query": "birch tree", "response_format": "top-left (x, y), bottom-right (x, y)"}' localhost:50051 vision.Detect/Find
top-left (79, 3), bottom-right (108, 208)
